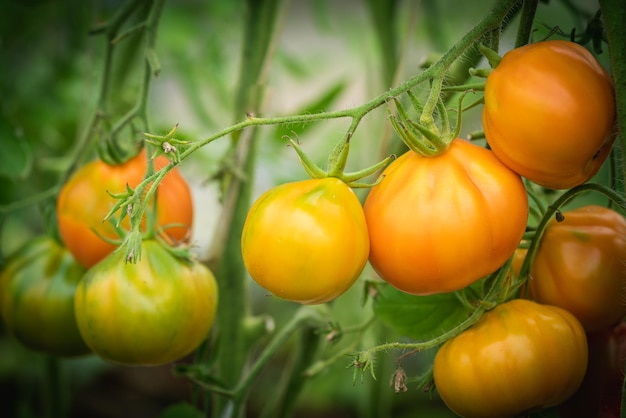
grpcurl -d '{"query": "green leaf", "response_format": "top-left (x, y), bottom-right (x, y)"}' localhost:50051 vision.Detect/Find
top-left (273, 81), bottom-right (346, 141)
top-left (372, 284), bottom-right (472, 341)
top-left (159, 402), bottom-right (204, 418)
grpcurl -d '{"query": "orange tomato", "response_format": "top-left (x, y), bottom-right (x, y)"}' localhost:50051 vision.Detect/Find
top-left (364, 139), bottom-right (528, 295)
top-left (57, 149), bottom-right (193, 268)
top-left (483, 40), bottom-right (615, 189)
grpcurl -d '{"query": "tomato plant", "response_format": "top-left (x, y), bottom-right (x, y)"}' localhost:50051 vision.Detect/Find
top-left (527, 205), bottom-right (626, 331)
top-left (0, 236), bottom-right (90, 357)
top-left (241, 177), bottom-right (369, 304)
top-left (433, 299), bottom-right (588, 418)
top-left (56, 149), bottom-right (194, 268)
top-left (74, 239), bottom-right (218, 366)
top-left (363, 138), bottom-right (528, 295)
top-left (482, 40), bottom-right (616, 190)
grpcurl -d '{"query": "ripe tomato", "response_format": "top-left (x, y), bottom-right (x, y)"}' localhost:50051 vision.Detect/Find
top-left (363, 138), bottom-right (528, 295)
top-left (74, 239), bottom-right (218, 366)
top-left (57, 149), bottom-right (193, 268)
top-left (560, 322), bottom-right (626, 418)
top-left (0, 236), bottom-right (90, 357)
top-left (241, 177), bottom-right (369, 304)
top-left (482, 40), bottom-right (615, 189)
top-left (433, 299), bottom-right (588, 418)
top-left (528, 205), bottom-right (626, 331)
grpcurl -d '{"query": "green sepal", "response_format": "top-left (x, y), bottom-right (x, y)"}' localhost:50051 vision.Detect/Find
top-left (287, 138), bottom-right (327, 179)
top-left (477, 43), bottom-right (502, 68)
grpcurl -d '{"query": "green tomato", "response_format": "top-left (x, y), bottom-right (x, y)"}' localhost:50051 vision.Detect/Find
top-left (0, 236), bottom-right (90, 356)
top-left (74, 239), bottom-right (218, 366)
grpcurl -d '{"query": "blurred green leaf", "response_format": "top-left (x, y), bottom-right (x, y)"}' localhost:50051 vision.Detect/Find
top-left (159, 402), bottom-right (204, 418)
top-left (372, 284), bottom-right (471, 340)
top-left (0, 134), bottom-right (33, 181)
top-left (273, 81), bottom-right (346, 140)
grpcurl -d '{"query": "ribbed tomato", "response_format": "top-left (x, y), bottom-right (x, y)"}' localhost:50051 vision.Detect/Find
top-left (363, 138), bottom-right (528, 295)
top-left (0, 236), bottom-right (90, 356)
top-left (74, 239), bottom-right (218, 366)
top-left (434, 299), bottom-right (588, 418)
top-left (57, 149), bottom-right (193, 268)
top-left (528, 205), bottom-right (626, 331)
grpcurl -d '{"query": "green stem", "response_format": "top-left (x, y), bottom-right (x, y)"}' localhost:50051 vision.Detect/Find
top-left (230, 307), bottom-right (325, 418)
top-left (43, 356), bottom-right (64, 418)
top-left (515, 0), bottom-right (539, 47)
top-left (599, 0), bottom-right (626, 192)
top-left (209, 1), bottom-right (286, 417)
top-left (359, 305), bottom-right (486, 356)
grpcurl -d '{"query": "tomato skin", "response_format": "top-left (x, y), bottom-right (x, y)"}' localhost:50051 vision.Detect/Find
top-left (74, 240), bottom-right (218, 366)
top-left (241, 177), bottom-right (369, 304)
top-left (433, 299), bottom-right (588, 418)
top-left (363, 139), bottom-right (528, 295)
top-left (57, 149), bottom-right (193, 268)
top-left (0, 236), bottom-right (90, 356)
top-left (529, 205), bottom-right (626, 331)
top-left (483, 40), bottom-right (615, 189)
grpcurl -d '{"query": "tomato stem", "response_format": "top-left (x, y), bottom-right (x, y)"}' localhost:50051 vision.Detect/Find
top-left (515, 0), bottom-right (539, 47)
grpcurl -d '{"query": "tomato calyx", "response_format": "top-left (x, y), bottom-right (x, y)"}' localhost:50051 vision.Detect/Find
top-left (144, 123), bottom-right (191, 164)
top-left (288, 134), bottom-right (394, 188)
top-left (388, 85), bottom-right (471, 158)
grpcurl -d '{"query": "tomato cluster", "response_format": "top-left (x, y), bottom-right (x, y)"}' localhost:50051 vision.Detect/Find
top-left (430, 40), bottom-right (622, 417)
top-left (1, 150), bottom-right (218, 366)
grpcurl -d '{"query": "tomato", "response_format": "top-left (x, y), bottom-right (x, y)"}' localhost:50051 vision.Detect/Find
top-left (363, 138), bottom-right (528, 295)
top-left (241, 177), bottom-right (369, 304)
top-left (433, 299), bottom-right (588, 418)
top-left (74, 239), bottom-right (218, 366)
top-left (482, 40), bottom-right (615, 189)
top-left (57, 149), bottom-right (193, 268)
top-left (560, 322), bottom-right (626, 418)
top-left (528, 205), bottom-right (626, 331)
top-left (0, 236), bottom-right (90, 357)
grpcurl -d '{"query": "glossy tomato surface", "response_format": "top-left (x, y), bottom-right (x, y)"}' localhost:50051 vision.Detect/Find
top-left (241, 177), bottom-right (369, 304)
top-left (0, 236), bottom-right (90, 356)
top-left (433, 299), bottom-right (588, 418)
top-left (483, 40), bottom-right (615, 189)
top-left (363, 139), bottom-right (528, 295)
top-left (57, 149), bottom-right (193, 268)
top-left (74, 239), bottom-right (218, 366)
top-left (529, 205), bottom-right (626, 331)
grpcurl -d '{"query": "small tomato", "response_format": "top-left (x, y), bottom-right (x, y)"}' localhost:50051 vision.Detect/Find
top-left (74, 240), bottom-right (218, 366)
top-left (433, 299), bottom-right (588, 418)
top-left (241, 177), bottom-right (369, 304)
top-left (57, 149), bottom-right (193, 268)
top-left (363, 138), bottom-right (528, 295)
top-left (0, 236), bottom-right (90, 356)
top-left (529, 205), bottom-right (626, 331)
top-left (483, 40), bottom-right (615, 189)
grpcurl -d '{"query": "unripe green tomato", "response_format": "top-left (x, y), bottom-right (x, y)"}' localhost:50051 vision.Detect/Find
top-left (0, 236), bottom-right (90, 356)
top-left (433, 299), bottom-right (588, 418)
top-left (241, 177), bottom-right (369, 304)
top-left (74, 239), bottom-right (218, 366)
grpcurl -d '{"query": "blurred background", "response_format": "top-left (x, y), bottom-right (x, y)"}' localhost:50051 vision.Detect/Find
top-left (0, 0), bottom-right (607, 417)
